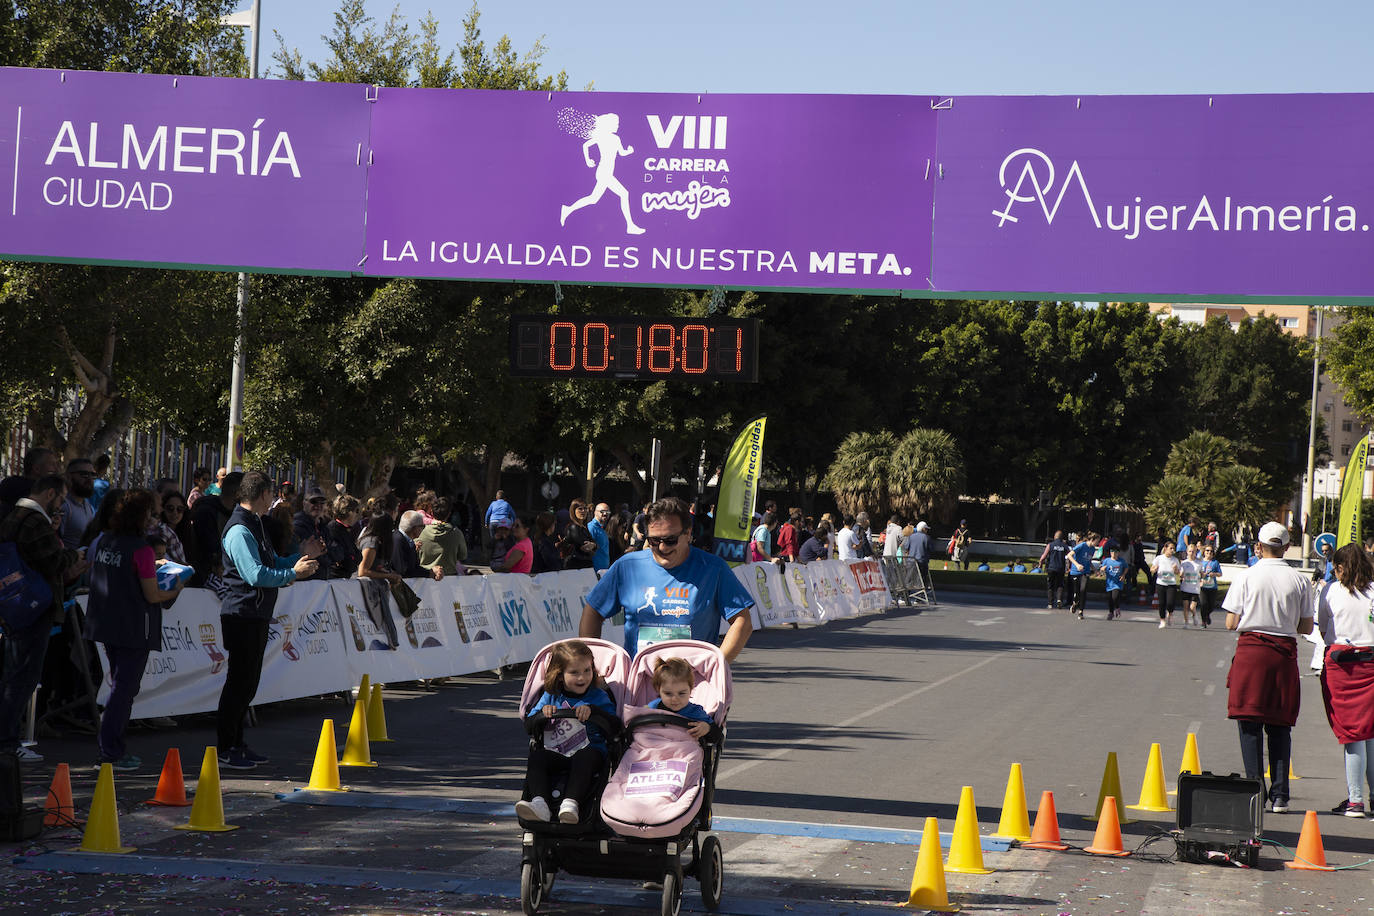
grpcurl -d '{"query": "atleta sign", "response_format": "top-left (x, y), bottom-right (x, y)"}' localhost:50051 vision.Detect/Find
top-left (2, 67), bottom-right (1372, 301)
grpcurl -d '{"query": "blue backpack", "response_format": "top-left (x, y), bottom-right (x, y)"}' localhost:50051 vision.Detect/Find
top-left (0, 541), bottom-right (52, 636)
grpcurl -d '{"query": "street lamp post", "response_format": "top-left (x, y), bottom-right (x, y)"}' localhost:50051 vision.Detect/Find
top-left (222, 2), bottom-right (260, 472)
top-left (1301, 305), bottom-right (1324, 567)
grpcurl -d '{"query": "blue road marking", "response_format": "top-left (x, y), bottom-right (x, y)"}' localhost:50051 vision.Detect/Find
top-left (276, 789), bottom-right (1013, 851)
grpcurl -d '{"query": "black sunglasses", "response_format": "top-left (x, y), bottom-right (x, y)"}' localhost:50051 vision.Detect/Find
top-left (646, 532), bottom-right (685, 548)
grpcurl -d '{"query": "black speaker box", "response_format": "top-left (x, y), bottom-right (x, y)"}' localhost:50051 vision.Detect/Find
top-left (1175, 771), bottom-right (1264, 867)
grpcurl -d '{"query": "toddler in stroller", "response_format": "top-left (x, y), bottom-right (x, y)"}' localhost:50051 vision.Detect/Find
top-left (515, 639), bottom-right (624, 826)
top-left (515, 639), bottom-right (732, 915)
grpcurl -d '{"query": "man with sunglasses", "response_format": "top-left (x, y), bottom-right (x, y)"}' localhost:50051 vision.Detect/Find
top-left (580, 496), bottom-right (754, 662)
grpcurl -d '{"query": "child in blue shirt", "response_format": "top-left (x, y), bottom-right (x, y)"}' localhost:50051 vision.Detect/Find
top-left (646, 657), bottom-right (712, 740)
top-left (516, 640), bottom-right (618, 825)
top-left (1100, 547), bottom-right (1126, 621)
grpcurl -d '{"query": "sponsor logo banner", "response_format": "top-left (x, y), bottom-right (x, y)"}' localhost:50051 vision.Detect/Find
top-left (364, 90), bottom-right (935, 290)
top-left (0, 67), bottom-right (370, 272)
top-left (932, 94), bottom-right (1374, 299)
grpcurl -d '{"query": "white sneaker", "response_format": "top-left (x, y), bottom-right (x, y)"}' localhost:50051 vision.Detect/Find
top-left (15, 745), bottom-right (43, 763)
top-left (558, 798), bottom-right (580, 824)
top-left (515, 797), bottom-right (551, 822)
top-left (1158, 620), bottom-right (1167, 629)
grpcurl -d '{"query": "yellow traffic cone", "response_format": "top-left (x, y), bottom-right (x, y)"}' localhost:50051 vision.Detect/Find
top-left (989, 763), bottom-right (1032, 841)
top-left (944, 786), bottom-right (993, 875)
top-left (905, 816), bottom-right (960, 911)
top-left (174, 747), bottom-right (239, 832)
top-left (77, 763), bottom-right (135, 853)
top-left (357, 673), bottom-right (371, 704)
top-left (1128, 743), bottom-right (1173, 812)
top-left (1267, 761), bottom-right (1302, 780)
top-left (367, 683), bottom-right (392, 743)
top-left (1170, 732), bottom-right (1201, 796)
top-left (307, 719), bottom-right (345, 791)
top-left (1089, 752), bottom-right (1134, 824)
top-left (339, 697), bottom-right (377, 767)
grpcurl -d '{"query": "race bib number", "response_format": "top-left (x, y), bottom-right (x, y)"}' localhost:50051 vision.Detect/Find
top-left (545, 710), bottom-right (590, 757)
top-left (636, 624), bottom-right (691, 656)
top-left (625, 759), bottom-right (689, 799)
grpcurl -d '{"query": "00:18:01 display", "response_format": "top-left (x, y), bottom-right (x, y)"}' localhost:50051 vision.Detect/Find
top-left (547, 321), bottom-right (743, 374)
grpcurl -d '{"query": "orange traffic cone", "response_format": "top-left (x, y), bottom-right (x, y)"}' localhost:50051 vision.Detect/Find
top-left (44, 763), bottom-right (78, 827)
top-left (1021, 790), bottom-right (1069, 851)
top-left (1284, 810), bottom-right (1335, 871)
top-left (1084, 795), bottom-right (1130, 856)
top-left (146, 747), bottom-right (192, 807)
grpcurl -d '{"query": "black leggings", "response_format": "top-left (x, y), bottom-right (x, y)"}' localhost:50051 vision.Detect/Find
top-left (1157, 585), bottom-right (1178, 620)
top-left (1106, 589), bottom-right (1121, 614)
top-left (526, 746), bottom-right (602, 806)
top-left (1198, 588), bottom-right (1219, 626)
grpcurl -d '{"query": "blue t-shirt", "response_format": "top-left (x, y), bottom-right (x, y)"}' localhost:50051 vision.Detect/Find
top-left (586, 547), bottom-right (754, 656)
top-left (588, 518), bottom-right (610, 572)
top-left (1100, 557), bottom-right (1125, 592)
top-left (1199, 559), bottom-right (1222, 590)
top-left (647, 697), bottom-right (713, 723)
top-left (1176, 525), bottom-right (1191, 553)
top-left (751, 523), bottom-right (772, 556)
top-left (1070, 542), bottom-right (1093, 576)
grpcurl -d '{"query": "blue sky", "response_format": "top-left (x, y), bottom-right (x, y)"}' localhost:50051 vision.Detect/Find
top-left (252, 0), bottom-right (1374, 95)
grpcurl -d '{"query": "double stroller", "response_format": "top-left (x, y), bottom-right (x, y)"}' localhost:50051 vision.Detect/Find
top-left (516, 637), bottom-right (733, 915)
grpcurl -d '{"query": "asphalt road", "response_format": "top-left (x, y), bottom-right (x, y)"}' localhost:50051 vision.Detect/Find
top-left (4, 589), bottom-right (1373, 915)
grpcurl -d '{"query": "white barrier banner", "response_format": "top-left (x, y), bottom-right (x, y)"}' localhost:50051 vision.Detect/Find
top-left (530, 572), bottom-right (585, 643)
top-left (805, 559), bottom-right (858, 622)
top-left (333, 578), bottom-right (430, 684)
top-left (733, 562), bottom-right (798, 627)
top-left (449, 573), bottom-right (508, 672)
top-left (783, 563), bottom-right (823, 625)
top-left (485, 572), bottom-right (545, 666)
top-left (400, 577), bottom-right (465, 679)
top-left (260, 579), bottom-right (354, 705)
top-left (93, 587), bottom-right (230, 719)
top-left (844, 559), bottom-right (893, 613)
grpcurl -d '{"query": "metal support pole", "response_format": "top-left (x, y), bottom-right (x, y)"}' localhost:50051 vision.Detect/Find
top-left (584, 442), bottom-right (594, 504)
top-left (649, 438), bottom-right (663, 502)
top-left (1302, 306), bottom-right (1323, 567)
top-left (223, 2), bottom-right (259, 473)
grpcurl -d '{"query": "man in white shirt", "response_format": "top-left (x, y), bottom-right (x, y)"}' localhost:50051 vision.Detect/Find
top-left (836, 515), bottom-right (858, 561)
top-left (1222, 521), bottom-right (1314, 814)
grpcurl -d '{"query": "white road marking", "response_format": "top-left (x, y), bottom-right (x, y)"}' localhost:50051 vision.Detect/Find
top-left (1139, 862), bottom-right (1266, 915)
top-left (720, 835), bottom-right (852, 895)
top-left (1216, 659), bottom-right (1226, 669)
top-left (968, 617), bottom-right (1005, 627)
top-left (1203, 684), bottom-right (1216, 696)
top-left (717, 653), bottom-right (1008, 783)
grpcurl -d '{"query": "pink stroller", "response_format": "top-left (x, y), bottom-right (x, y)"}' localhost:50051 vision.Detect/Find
top-left (600, 639), bottom-right (732, 913)
top-left (516, 638), bottom-right (731, 916)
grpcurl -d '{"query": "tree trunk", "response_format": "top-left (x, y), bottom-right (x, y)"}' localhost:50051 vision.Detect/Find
top-left (364, 453), bottom-right (397, 501)
top-left (610, 446), bottom-right (647, 503)
top-left (1020, 483), bottom-right (1052, 542)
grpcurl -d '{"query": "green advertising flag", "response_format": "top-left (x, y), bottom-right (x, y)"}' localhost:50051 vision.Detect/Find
top-left (1337, 432), bottom-right (1369, 548)
top-left (712, 416), bottom-right (767, 566)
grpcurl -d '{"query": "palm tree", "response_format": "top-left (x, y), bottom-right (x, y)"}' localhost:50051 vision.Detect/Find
top-left (1164, 430), bottom-right (1235, 493)
top-left (1210, 464), bottom-right (1271, 540)
top-left (823, 430), bottom-right (898, 517)
top-left (1144, 474), bottom-right (1205, 538)
top-left (890, 428), bottom-right (965, 520)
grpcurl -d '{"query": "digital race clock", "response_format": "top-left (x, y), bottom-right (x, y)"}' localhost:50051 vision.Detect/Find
top-left (508, 315), bottom-right (760, 382)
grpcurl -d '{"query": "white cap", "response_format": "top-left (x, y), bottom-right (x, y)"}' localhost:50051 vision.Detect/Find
top-left (916, 521), bottom-right (929, 532)
top-left (1257, 521), bottom-right (1290, 547)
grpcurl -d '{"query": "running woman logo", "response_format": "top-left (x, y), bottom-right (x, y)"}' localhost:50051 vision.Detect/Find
top-left (199, 623), bottom-right (225, 674)
top-left (992, 147), bottom-right (1364, 240)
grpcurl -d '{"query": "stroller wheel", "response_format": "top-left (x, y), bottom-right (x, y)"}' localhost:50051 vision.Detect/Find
top-left (520, 861), bottom-right (546, 915)
top-left (659, 870), bottom-right (682, 916)
top-left (699, 835), bottom-right (723, 910)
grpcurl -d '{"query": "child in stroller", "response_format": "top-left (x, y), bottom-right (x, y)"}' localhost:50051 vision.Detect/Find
top-left (516, 639), bottom-right (732, 915)
top-left (515, 639), bottom-right (620, 825)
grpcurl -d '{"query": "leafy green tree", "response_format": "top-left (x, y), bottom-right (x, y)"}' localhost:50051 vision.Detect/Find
top-left (1210, 464), bottom-right (1271, 540)
top-left (1144, 475), bottom-right (1205, 538)
top-left (1326, 307), bottom-right (1374, 421)
top-left (0, 2), bottom-right (247, 458)
top-left (823, 431), bottom-right (898, 518)
top-left (889, 428), bottom-right (964, 520)
top-left (1164, 430), bottom-right (1235, 488)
